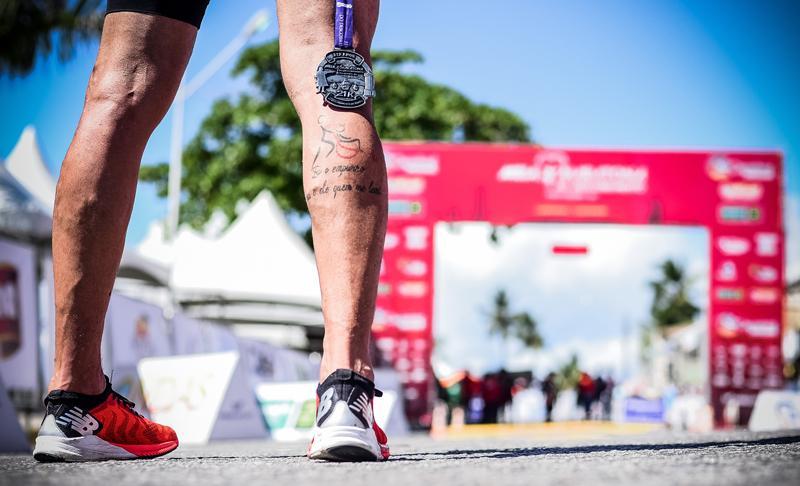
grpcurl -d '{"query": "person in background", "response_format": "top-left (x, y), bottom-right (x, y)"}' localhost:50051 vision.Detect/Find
top-left (576, 371), bottom-right (596, 420)
top-left (593, 375), bottom-right (607, 420)
top-left (541, 372), bottom-right (558, 423)
top-left (600, 375), bottom-right (615, 420)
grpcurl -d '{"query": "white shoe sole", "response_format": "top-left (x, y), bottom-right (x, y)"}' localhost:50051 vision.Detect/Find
top-left (33, 435), bottom-right (136, 462)
top-left (308, 425), bottom-right (384, 462)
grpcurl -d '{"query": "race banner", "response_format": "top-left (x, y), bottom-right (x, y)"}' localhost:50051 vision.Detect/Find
top-left (376, 144), bottom-right (783, 426)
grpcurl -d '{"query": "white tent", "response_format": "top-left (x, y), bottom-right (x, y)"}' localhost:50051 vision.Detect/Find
top-left (5, 126), bottom-right (57, 213)
top-left (132, 191), bottom-right (323, 330)
top-left (0, 127), bottom-right (55, 240)
top-left (0, 163), bottom-right (52, 240)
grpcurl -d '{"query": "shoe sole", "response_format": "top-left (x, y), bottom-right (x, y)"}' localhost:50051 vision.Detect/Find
top-left (308, 425), bottom-right (385, 462)
top-left (311, 445), bottom-right (378, 462)
top-left (33, 435), bottom-right (178, 463)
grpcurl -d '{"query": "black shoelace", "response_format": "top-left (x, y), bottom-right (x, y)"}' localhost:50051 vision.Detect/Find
top-left (111, 389), bottom-right (143, 418)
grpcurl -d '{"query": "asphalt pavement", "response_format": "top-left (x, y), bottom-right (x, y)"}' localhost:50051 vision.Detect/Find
top-left (2, 429), bottom-right (799, 486)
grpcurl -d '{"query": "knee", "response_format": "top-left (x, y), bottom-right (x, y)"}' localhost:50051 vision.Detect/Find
top-left (83, 63), bottom-right (156, 124)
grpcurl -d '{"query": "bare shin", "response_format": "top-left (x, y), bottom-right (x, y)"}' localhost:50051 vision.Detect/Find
top-left (49, 13), bottom-right (196, 394)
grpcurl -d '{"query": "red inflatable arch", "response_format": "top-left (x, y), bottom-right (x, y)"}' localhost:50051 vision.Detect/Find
top-left (374, 143), bottom-right (784, 427)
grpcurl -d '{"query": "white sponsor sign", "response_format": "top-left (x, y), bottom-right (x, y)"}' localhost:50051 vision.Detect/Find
top-left (755, 232), bottom-right (779, 257)
top-left (388, 177), bottom-right (426, 196)
top-left (718, 182), bottom-right (764, 202)
top-left (716, 236), bottom-right (750, 256)
top-left (0, 238), bottom-right (39, 401)
top-left (254, 369), bottom-right (408, 442)
top-left (707, 156), bottom-right (776, 182)
top-left (749, 264), bottom-right (778, 283)
top-left (716, 260), bottom-right (737, 282)
top-left (497, 151), bottom-right (649, 200)
top-left (717, 313), bottom-right (780, 339)
top-left (385, 153), bottom-right (440, 175)
top-left (749, 391), bottom-right (800, 432)
top-left (384, 232), bottom-right (400, 250)
top-left (404, 226), bottom-right (429, 250)
top-left (138, 352), bottom-right (268, 444)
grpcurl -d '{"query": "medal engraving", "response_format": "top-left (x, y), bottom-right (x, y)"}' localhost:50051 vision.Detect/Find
top-left (316, 49), bottom-right (375, 109)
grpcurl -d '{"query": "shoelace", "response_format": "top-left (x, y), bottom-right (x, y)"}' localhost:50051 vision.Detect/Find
top-left (111, 389), bottom-right (144, 418)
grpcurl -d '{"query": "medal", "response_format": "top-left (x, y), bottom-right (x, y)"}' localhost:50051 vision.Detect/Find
top-left (315, 0), bottom-right (375, 109)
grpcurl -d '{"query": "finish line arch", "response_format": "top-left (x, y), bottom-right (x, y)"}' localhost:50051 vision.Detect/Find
top-left (373, 143), bottom-right (784, 427)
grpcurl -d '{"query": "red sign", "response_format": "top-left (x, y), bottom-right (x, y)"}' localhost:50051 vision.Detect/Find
top-left (377, 145), bottom-right (784, 427)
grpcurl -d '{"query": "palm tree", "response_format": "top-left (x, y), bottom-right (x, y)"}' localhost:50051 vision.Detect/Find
top-left (649, 259), bottom-right (700, 333)
top-left (514, 312), bottom-right (544, 349)
top-left (556, 353), bottom-right (581, 391)
top-left (488, 290), bottom-right (514, 338)
top-left (487, 289), bottom-right (544, 350)
top-left (1, 1), bottom-right (104, 76)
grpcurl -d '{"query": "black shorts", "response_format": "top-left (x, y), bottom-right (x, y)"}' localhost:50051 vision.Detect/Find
top-left (106, 0), bottom-right (210, 29)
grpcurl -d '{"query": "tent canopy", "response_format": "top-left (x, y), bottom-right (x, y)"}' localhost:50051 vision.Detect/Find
top-left (5, 126), bottom-right (56, 212)
top-left (136, 191), bottom-right (322, 309)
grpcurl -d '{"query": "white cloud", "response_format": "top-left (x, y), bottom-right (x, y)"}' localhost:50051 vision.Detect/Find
top-left (433, 223), bottom-right (709, 377)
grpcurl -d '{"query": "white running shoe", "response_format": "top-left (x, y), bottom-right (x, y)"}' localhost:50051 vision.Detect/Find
top-left (308, 369), bottom-right (390, 462)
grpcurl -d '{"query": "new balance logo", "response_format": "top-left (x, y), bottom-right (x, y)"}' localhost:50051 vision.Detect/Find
top-left (349, 392), bottom-right (373, 426)
top-left (318, 387), bottom-right (335, 423)
top-left (55, 407), bottom-right (100, 436)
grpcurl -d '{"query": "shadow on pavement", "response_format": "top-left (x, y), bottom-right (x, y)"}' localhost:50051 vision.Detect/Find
top-left (388, 434), bottom-right (800, 462)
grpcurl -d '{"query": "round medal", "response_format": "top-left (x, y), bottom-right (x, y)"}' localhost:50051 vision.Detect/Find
top-left (315, 49), bottom-right (375, 109)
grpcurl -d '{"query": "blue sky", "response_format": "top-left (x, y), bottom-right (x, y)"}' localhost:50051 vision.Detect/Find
top-left (1, 0), bottom-right (798, 261)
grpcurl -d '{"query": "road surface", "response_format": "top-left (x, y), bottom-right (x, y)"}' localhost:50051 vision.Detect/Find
top-left (1, 429), bottom-right (799, 485)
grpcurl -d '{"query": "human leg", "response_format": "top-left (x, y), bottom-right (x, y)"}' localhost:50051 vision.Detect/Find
top-left (49, 12), bottom-right (197, 395)
top-left (276, 0), bottom-right (385, 383)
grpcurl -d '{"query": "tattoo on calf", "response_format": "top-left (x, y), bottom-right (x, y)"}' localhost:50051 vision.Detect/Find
top-left (306, 116), bottom-right (383, 202)
top-left (312, 115), bottom-right (363, 171)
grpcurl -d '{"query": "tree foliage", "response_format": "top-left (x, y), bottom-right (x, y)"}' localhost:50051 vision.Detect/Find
top-left (0, 0), bottom-right (104, 76)
top-left (649, 259), bottom-right (700, 332)
top-left (487, 290), bottom-right (543, 350)
top-left (139, 40), bottom-right (531, 234)
top-left (556, 353), bottom-right (581, 391)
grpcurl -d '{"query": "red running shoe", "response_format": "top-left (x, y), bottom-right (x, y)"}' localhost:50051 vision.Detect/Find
top-left (33, 376), bottom-right (178, 462)
top-left (307, 369), bottom-right (390, 461)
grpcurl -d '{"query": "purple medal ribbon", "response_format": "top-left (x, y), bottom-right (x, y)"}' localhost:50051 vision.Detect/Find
top-left (334, 0), bottom-right (355, 49)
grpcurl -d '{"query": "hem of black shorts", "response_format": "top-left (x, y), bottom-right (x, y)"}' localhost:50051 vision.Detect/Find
top-left (105, 8), bottom-right (204, 29)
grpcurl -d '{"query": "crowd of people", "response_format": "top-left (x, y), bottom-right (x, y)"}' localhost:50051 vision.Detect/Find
top-left (436, 369), bottom-right (615, 425)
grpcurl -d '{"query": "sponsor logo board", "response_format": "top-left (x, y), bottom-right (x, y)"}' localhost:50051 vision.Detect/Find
top-left (717, 236), bottom-right (750, 256)
top-left (388, 200), bottom-right (423, 216)
top-left (718, 182), bottom-right (764, 202)
top-left (388, 177), bottom-right (426, 196)
top-left (716, 313), bottom-right (780, 339)
top-left (749, 287), bottom-right (780, 305)
top-left (397, 281), bottom-right (428, 298)
top-left (706, 155), bottom-right (776, 182)
top-left (497, 151), bottom-right (648, 200)
top-left (715, 287), bottom-right (745, 303)
top-left (386, 152), bottom-right (440, 175)
top-left (718, 205), bottom-right (762, 224)
top-left (755, 233), bottom-right (779, 257)
top-left (716, 261), bottom-right (738, 282)
top-left (749, 264), bottom-right (778, 283)
top-left (404, 226), bottom-right (429, 250)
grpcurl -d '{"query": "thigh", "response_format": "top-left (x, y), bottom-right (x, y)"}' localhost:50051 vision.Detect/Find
top-left (277, 0), bottom-right (380, 117)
